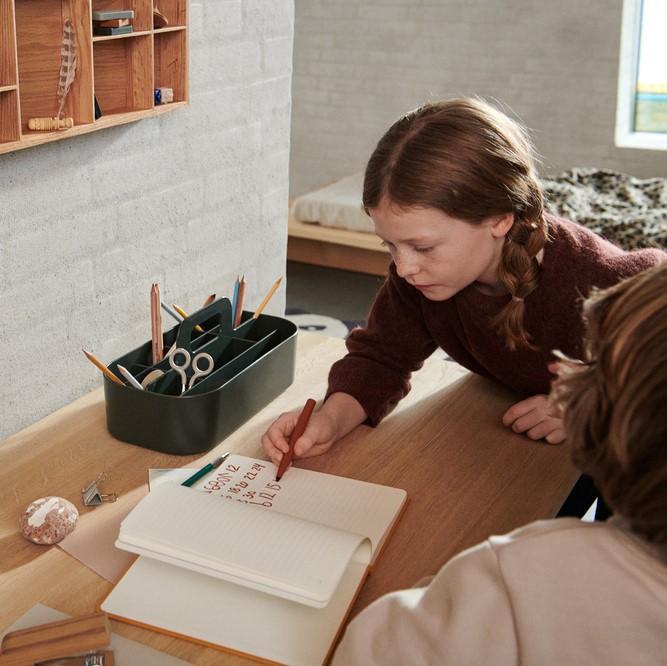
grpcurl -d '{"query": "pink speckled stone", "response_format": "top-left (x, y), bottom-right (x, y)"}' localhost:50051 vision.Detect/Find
top-left (20, 496), bottom-right (79, 545)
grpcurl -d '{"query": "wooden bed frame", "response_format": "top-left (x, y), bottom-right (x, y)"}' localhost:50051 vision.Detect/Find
top-left (287, 212), bottom-right (390, 276)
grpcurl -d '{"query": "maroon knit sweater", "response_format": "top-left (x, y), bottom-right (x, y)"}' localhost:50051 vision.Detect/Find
top-left (327, 216), bottom-right (665, 426)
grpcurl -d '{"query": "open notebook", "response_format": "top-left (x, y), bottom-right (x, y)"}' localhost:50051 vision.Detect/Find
top-left (101, 455), bottom-right (407, 665)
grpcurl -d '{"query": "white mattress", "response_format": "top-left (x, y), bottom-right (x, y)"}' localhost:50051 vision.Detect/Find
top-left (291, 172), bottom-right (375, 234)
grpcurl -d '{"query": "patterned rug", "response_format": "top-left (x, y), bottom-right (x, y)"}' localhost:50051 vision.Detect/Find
top-left (285, 308), bottom-right (364, 339)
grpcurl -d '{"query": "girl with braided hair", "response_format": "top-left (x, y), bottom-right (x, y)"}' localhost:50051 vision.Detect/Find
top-left (263, 99), bottom-right (664, 506)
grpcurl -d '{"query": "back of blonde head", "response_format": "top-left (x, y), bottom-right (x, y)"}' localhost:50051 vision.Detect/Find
top-left (552, 261), bottom-right (667, 546)
top-left (363, 97), bottom-right (547, 350)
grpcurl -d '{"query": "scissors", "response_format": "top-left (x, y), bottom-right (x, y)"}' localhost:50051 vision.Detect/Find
top-left (169, 347), bottom-right (214, 394)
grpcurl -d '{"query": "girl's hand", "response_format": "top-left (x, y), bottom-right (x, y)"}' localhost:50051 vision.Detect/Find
top-left (261, 408), bottom-right (340, 464)
top-left (502, 394), bottom-right (566, 444)
top-left (261, 393), bottom-right (367, 465)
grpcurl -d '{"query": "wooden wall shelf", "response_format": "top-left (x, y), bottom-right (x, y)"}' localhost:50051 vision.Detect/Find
top-left (0, 0), bottom-right (188, 155)
top-left (92, 30), bottom-right (153, 41)
top-left (154, 26), bottom-right (185, 33)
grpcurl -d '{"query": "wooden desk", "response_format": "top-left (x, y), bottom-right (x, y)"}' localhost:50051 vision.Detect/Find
top-left (0, 332), bottom-right (578, 664)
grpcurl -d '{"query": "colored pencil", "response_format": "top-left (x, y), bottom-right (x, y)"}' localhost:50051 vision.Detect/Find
top-left (276, 398), bottom-right (317, 482)
top-left (150, 283), bottom-right (163, 364)
top-left (172, 304), bottom-right (205, 333)
top-left (252, 276), bottom-right (282, 319)
top-left (82, 349), bottom-right (123, 385)
top-left (117, 364), bottom-right (144, 390)
top-left (231, 276), bottom-right (240, 325)
top-left (234, 275), bottom-right (246, 328)
top-left (161, 301), bottom-right (183, 323)
top-left (181, 453), bottom-right (230, 488)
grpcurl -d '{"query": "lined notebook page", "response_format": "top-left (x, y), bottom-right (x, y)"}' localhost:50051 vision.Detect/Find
top-left (118, 484), bottom-right (368, 607)
top-left (103, 554), bottom-right (368, 666)
top-left (150, 455), bottom-right (407, 563)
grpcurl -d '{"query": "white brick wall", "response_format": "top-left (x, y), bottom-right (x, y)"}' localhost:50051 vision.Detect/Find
top-left (0, 0), bottom-right (294, 439)
top-left (290, 0), bottom-right (667, 196)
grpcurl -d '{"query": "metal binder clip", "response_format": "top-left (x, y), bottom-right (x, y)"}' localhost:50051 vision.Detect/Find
top-left (81, 473), bottom-right (118, 507)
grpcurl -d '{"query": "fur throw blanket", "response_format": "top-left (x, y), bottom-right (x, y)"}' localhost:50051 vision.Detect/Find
top-left (542, 168), bottom-right (667, 250)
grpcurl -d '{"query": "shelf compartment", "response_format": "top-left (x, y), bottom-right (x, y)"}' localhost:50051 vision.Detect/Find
top-left (94, 34), bottom-right (153, 115)
top-left (153, 29), bottom-right (186, 104)
top-left (154, 0), bottom-right (186, 29)
top-left (15, 0), bottom-right (94, 133)
top-left (0, 89), bottom-right (20, 142)
top-left (93, 0), bottom-right (152, 33)
top-left (1, 0), bottom-right (19, 87)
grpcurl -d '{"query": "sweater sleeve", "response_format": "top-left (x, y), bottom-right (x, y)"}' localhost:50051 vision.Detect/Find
top-left (331, 541), bottom-right (519, 666)
top-left (327, 263), bottom-right (438, 425)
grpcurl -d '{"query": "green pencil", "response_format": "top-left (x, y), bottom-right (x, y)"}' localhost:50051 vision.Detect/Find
top-left (181, 453), bottom-right (230, 487)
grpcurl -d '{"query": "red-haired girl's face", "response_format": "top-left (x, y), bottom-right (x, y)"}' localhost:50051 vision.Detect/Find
top-left (370, 201), bottom-right (513, 300)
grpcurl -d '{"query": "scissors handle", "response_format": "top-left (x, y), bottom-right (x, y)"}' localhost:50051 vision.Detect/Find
top-left (188, 352), bottom-right (214, 389)
top-left (169, 348), bottom-right (191, 394)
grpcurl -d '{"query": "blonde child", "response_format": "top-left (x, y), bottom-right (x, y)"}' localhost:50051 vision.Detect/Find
top-left (331, 261), bottom-right (667, 665)
top-left (264, 99), bottom-right (664, 500)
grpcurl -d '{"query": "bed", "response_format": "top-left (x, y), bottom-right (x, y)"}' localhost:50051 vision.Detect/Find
top-left (287, 169), bottom-right (667, 275)
top-left (288, 174), bottom-right (389, 276)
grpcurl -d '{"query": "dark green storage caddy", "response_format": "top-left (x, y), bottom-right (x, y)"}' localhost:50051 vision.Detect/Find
top-left (103, 297), bottom-right (297, 455)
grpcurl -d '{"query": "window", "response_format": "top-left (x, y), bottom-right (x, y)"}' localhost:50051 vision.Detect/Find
top-left (615, 0), bottom-right (667, 150)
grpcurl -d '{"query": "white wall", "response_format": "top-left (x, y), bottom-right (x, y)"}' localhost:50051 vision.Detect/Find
top-left (290, 0), bottom-right (667, 196)
top-left (0, 0), bottom-right (294, 439)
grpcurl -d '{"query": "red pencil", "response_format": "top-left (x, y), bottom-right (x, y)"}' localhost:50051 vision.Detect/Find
top-left (275, 398), bottom-right (317, 481)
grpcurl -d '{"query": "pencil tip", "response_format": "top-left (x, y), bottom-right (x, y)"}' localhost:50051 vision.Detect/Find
top-left (275, 475), bottom-right (281, 482)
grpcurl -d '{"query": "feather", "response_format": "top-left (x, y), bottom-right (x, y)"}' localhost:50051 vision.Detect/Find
top-left (56, 18), bottom-right (78, 120)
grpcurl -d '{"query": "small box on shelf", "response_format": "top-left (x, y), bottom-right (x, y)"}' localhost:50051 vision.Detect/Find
top-left (154, 87), bottom-right (173, 105)
top-left (95, 16), bottom-right (133, 26)
top-left (92, 0), bottom-right (151, 32)
top-left (93, 25), bottom-right (134, 36)
top-left (93, 8), bottom-right (134, 36)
